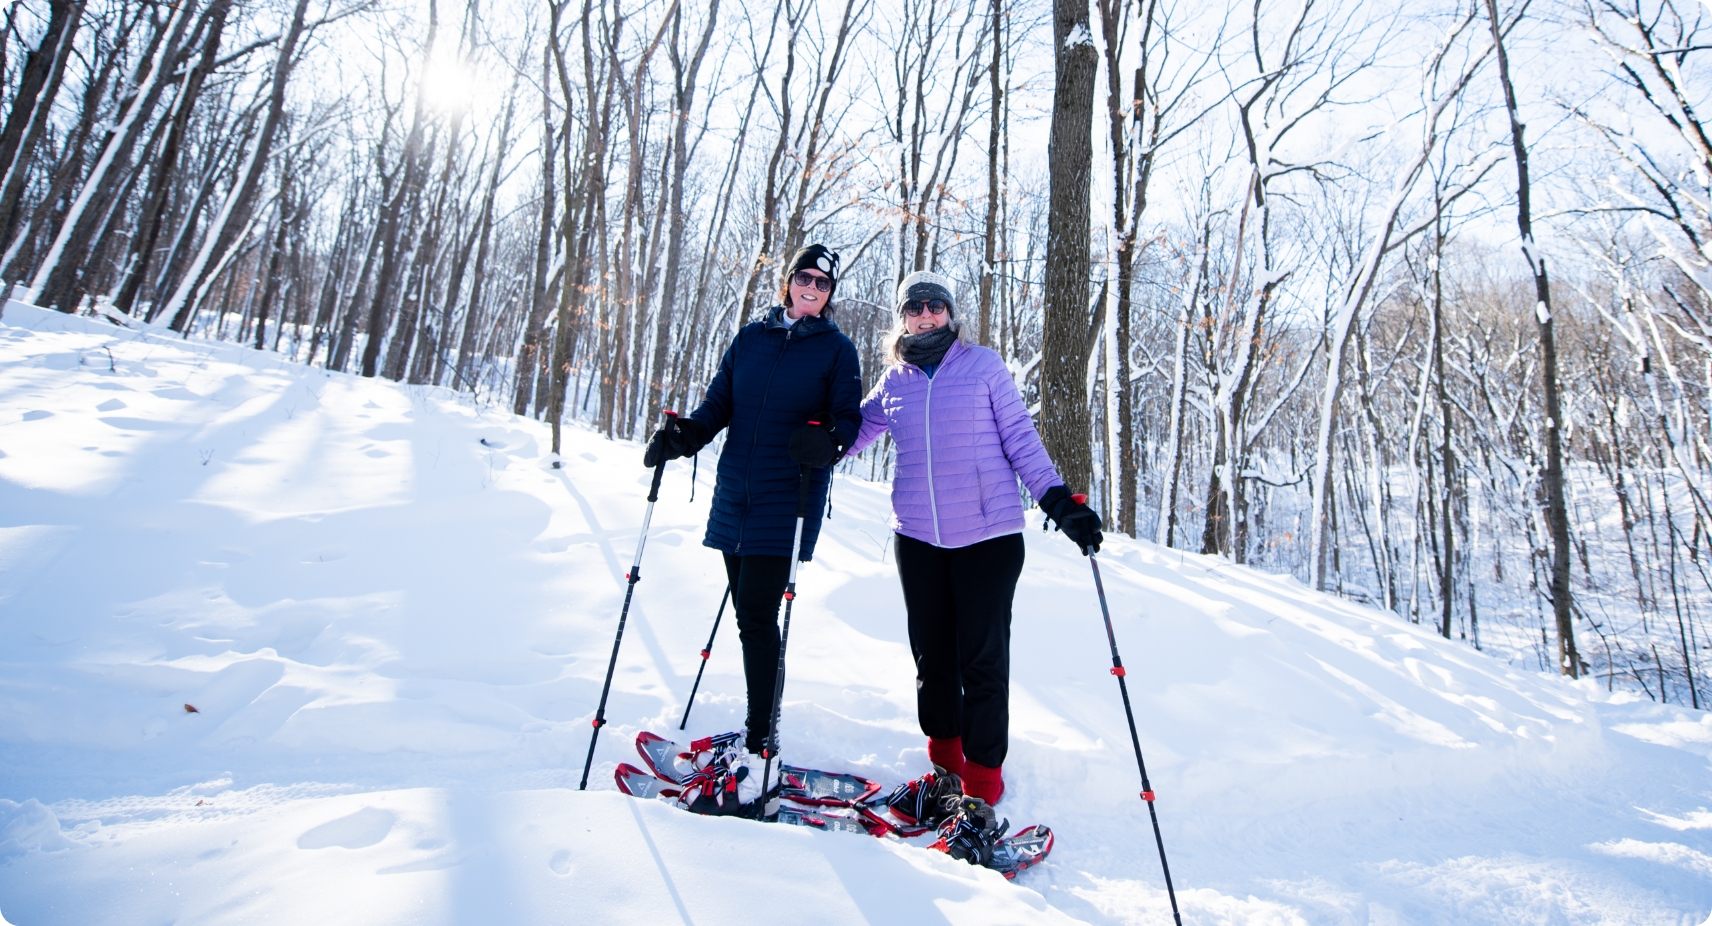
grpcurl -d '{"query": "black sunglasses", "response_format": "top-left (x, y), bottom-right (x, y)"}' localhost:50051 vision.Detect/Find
top-left (792, 270), bottom-right (833, 292)
top-left (904, 299), bottom-right (950, 317)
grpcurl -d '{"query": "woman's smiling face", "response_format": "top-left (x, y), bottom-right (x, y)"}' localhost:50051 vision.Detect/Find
top-left (788, 269), bottom-right (831, 317)
top-left (904, 300), bottom-right (951, 333)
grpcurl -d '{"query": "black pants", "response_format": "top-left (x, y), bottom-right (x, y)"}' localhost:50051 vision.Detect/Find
top-left (722, 553), bottom-right (792, 754)
top-left (895, 532), bottom-right (1026, 769)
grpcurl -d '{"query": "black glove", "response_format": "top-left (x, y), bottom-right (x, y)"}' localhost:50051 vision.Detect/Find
top-left (789, 423), bottom-right (838, 468)
top-left (643, 417), bottom-right (710, 468)
top-left (1039, 485), bottom-right (1103, 555)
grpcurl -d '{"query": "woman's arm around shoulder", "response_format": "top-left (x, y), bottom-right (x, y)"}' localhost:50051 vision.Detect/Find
top-left (844, 365), bottom-right (896, 458)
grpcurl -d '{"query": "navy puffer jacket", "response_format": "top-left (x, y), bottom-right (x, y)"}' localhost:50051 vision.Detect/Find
top-left (689, 306), bottom-right (863, 560)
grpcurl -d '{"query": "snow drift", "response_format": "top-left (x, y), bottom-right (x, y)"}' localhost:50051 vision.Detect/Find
top-left (0, 303), bottom-right (1708, 924)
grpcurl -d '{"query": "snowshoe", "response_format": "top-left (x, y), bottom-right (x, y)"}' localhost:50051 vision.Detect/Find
top-left (777, 764), bottom-right (883, 807)
top-left (776, 804), bottom-right (891, 837)
top-left (615, 763), bottom-right (680, 799)
top-left (884, 766), bottom-right (963, 827)
top-left (932, 796), bottom-right (1054, 879)
top-left (991, 824), bottom-right (1054, 878)
top-left (636, 730), bottom-right (741, 785)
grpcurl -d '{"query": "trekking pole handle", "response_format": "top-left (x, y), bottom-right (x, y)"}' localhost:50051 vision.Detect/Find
top-left (647, 411), bottom-right (677, 503)
top-left (1072, 493), bottom-right (1087, 505)
top-left (797, 464), bottom-right (813, 518)
top-left (795, 420), bottom-right (822, 519)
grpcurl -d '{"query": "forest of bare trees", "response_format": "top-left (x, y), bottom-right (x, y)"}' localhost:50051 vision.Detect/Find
top-left (3, 0), bottom-right (1711, 708)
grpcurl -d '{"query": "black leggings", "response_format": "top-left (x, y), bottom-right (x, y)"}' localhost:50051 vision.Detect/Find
top-left (722, 553), bottom-right (792, 754)
top-left (894, 532), bottom-right (1026, 769)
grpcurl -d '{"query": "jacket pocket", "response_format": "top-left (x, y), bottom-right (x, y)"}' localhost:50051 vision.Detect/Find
top-left (976, 465), bottom-right (989, 520)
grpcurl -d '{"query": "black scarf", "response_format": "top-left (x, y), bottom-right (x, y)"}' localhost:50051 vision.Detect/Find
top-left (899, 325), bottom-right (957, 368)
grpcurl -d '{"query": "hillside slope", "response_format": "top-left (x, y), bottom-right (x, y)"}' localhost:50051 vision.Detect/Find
top-left (0, 304), bottom-right (1708, 925)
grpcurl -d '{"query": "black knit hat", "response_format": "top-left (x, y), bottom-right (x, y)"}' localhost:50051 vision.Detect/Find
top-left (788, 244), bottom-right (841, 293)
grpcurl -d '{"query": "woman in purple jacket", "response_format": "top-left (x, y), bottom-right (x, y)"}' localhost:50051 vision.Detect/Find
top-left (846, 270), bottom-right (1102, 809)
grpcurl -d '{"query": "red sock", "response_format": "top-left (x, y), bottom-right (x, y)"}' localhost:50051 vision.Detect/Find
top-left (961, 760), bottom-right (1004, 806)
top-left (927, 736), bottom-right (965, 778)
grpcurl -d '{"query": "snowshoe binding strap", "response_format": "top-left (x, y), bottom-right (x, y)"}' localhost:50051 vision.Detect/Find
top-left (885, 766), bottom-right (963, 826)
top-left (688, 730), bottom-right (742, 755)
top-left (932, 796), bottom-right (1004, 868)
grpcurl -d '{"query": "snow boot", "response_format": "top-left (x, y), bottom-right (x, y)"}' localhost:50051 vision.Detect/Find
top-left (735, 747), bottom-right (783, 813)
top-left (927, 736), bottom-right (965, 778)
top-left (932, 796), bottom-right (1056, 879)
top-left (885, 766), bottom-right (964, 827)
top-left (961, 760), bottom-right (1004, 806)
top-left (670, 743), bottom-right (780, 818)
top-left (673, 764), bottom-right (770, 818)
top-left (932, 796), bottom-right (1006, 867)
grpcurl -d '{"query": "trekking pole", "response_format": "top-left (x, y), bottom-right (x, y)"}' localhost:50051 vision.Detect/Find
top-left (758, 453), bottom-right (818, 816)
top-left (1075, 494), bottom-right (1182, 925)
top-left (578, 411), bottom-right (677, 790)
top-left (678, 585), bottom-right (730, 730)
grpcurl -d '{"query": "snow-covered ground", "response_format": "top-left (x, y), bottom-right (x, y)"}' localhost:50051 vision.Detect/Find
top-left (1, 303), bottom-right (1709, 925)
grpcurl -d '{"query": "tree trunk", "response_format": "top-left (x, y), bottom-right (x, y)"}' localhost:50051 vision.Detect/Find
top-left (0, 0), bottom-right (82, 263)
top-left (455, 91), bottom-right (513, 390)
top-left (737, 8), bottom-right (797, 321)
top-left (512, 44), bottom-right (559, 416)
top-left (114, 0), bottom-right (232, 315)
top-left (33, 0), bottom-right (197, 311)
top-left (1040, 0), bottom-right (1098, 493)
top-left (1483, 0), bottom-right (1578, 676)
top-left (978, 0), bottom-right (1001, 347)
top-left (388, 117), bottom-right (457, 382)
top-left (144, 107), bottom-right (251, 322)
top-left (355, 6), bottom-right (437, 376)
top-left (253, 179), bottom-right (291, 350)
top-left (330, 184), bottom-right (387, 372)
top-left (648, 0), bottom-right (719, 424)
top-left (165, 0), bottom-right (313, 332)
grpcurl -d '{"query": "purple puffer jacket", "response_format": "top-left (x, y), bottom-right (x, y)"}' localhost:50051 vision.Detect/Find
top-left (847, 339), bottom-right (1063, 548)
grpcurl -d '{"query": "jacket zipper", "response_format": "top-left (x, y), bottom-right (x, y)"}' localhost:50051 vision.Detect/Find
top-left (737, 323), bottom-right (794, 554)
top-left (925, 369), bottom-right (940, 545)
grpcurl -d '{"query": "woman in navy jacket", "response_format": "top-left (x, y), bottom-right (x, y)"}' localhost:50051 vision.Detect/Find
top-left (644, 244), bottom-right (862, 806)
